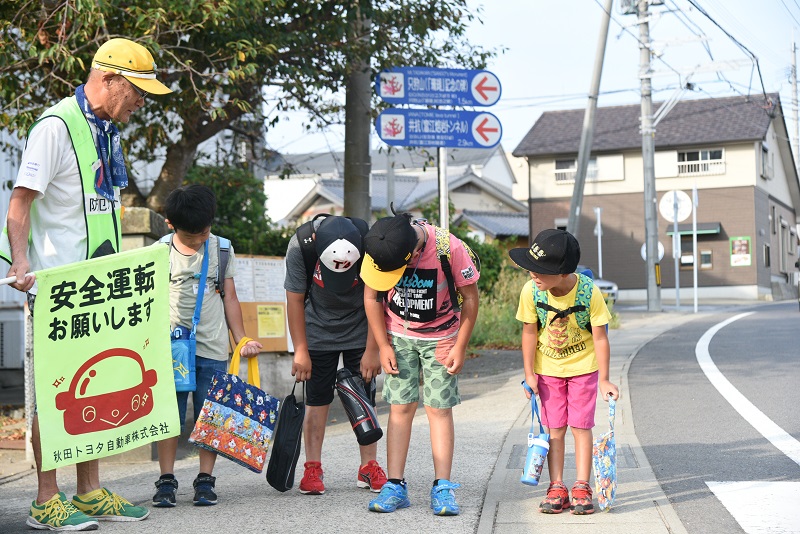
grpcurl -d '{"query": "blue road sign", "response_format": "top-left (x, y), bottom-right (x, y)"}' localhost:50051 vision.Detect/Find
top-left (376, 108), bottom-right (502, 149)
top-left (376, 67), bottom-right (501, 107)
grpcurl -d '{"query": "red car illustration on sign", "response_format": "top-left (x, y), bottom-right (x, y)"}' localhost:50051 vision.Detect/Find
top-left (55, 348), bottom-right (158, 435)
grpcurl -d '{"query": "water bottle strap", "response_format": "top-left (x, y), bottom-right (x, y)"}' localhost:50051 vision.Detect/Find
top-left (530, 396), bottom-right (545, 435)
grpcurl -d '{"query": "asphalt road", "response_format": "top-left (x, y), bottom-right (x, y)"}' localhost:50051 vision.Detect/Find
top-left (628, 301), bottom-right (800, 534)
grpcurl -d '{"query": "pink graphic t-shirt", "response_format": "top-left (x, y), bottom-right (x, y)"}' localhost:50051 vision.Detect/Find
top-left (385, 223), bottom-right (480, 340)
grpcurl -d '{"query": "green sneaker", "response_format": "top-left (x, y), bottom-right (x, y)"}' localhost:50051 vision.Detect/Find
top-left (26, 492), bottom-right (99, 531)
top-left (71, 488), bottom-right (149, 522)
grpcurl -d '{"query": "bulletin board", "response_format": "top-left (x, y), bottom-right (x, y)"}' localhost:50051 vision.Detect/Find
top-left (232, 255), bottom-right (288, 352)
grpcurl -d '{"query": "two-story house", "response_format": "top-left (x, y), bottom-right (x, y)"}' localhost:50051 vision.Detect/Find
top-left (513, 93), bottom-right (800, 301)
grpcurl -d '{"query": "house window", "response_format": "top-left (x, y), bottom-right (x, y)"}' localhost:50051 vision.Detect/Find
top-left (700, 250), bottom-right (712, 269)
top-left (760, 143), bottom-right (773, 180)
top-left (679, 248), bottom-right (713, 270)
top-left (677, 149), bottom-right (724, 176)
top-left (554, 158), bottom-right (598, 183)
top-left (454, 183), bottom-right (481, 194)
top-left (780, 222), bottom-right (790, 272)
top-left (764, 244), bottom-right (771, 268)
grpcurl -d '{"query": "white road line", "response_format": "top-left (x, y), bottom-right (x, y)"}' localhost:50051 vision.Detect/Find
top-left (696, 312), bottom-right (800, 467)
top-left (706, 481), bottom-right (800, 534)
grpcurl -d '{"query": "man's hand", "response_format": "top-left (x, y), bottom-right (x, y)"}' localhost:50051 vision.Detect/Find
top-left (6, 262), bottom-right (34, 293)
top-left (292, 349), bottom-right (312, 382)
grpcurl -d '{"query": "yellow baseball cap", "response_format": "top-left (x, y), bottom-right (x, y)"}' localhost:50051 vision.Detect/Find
top-left (92, 38), bottom-right (172, 95)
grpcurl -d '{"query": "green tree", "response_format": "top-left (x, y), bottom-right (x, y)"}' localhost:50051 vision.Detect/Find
top-left (0, 1), bottom-right (493, 213)
top-left (184, 165), bottom-right (289, 256)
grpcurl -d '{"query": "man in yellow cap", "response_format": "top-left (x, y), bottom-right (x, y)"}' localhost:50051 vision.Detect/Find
top-left (1, 37), bottom-right (172, 531)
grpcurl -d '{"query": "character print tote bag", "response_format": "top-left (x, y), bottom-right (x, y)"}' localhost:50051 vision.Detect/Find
top-left (592, 397), bottom-right (617, 511)
top-left (189, 339), bottom-right (280, 473)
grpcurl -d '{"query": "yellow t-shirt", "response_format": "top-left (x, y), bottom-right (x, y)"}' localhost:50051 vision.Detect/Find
top-left (515, 277), bottom-right (611, 378)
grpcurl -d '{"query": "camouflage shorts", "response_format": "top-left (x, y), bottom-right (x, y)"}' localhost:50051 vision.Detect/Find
top-left (382, 335), bottom-right (461, 409)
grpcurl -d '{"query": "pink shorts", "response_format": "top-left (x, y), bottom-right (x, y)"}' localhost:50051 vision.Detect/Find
top-left (537, 372), bottom-right (598, 429)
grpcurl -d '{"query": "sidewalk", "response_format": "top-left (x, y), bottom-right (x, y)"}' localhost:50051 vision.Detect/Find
top-left (478, 308), bottom-right (700, 534)
top-left (0, 305), bottom-right (751, 533)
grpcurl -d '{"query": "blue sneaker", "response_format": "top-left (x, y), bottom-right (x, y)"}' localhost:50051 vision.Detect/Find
top-left (368, 481), bottom-right (410, 513)
top-left (430, 479), bottom-right (461, 516)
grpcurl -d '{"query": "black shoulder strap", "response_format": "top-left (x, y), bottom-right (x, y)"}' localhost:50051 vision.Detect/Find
top-left (296, 221), bottom-right (316, 295)
top-left (439, 253), bottom-right (459, 312)
top-left (216, 237), bottom-right (231, 297)
top-left (296, 214), bottom-right (331, 296)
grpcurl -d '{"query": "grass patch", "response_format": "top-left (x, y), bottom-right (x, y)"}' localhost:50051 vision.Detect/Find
top-left (471, 266), bottom-right (527, 349)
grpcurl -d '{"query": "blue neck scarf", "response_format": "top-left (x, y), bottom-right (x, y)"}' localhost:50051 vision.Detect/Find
top-left (75, 84), bottom-right (128, 202)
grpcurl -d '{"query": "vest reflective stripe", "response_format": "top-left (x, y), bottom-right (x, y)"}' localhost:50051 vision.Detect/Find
top-left (0, 96), bottom-right (121, 265)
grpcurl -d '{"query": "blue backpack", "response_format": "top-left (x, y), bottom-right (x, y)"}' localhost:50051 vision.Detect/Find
top-left (533, 271), bottom-right (596, 331)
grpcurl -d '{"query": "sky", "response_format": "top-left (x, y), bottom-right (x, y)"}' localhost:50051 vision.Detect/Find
top-left (262, 0), bottom-right (800, 158)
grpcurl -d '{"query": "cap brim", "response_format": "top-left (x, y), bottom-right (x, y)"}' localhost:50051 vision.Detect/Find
top-left (508, 247), bottom-right (559, 275)
top-left (125, 76), bottom-right (173, 95)
top-left (318, 263), bottom-right (358, 294)
top-left (360, 253), bottom-right (405, 292)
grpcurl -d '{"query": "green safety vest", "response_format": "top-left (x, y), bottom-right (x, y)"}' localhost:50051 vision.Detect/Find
top-left (0, 96), bottom-right (122, 265)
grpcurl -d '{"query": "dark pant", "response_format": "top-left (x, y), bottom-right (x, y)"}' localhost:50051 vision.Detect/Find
top-left (176, 356), bottom-right (228, 431)
top-left (306, 348), bottom-right (365, 406)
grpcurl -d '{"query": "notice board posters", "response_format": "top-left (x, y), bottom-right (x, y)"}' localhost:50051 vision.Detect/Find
top-left (234, 255), bottom-right (288, 352)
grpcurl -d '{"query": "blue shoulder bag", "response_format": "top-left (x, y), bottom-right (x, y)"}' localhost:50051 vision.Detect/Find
top-left (171, 240), bottom-right (209, 392)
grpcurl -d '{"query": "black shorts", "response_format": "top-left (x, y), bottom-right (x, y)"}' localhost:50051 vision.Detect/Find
top-left (306, 348), bottom-right (364, 406)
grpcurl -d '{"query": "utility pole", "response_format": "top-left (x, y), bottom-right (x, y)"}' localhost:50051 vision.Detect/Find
top-left (792, 39), bottom-right (799, 170)
top-left (343, 1), bottom-right (372, 221)
top-left (567, 0), bottom-right (613, 238)
top-left (638, 0), bottom-right (661, 311)
top-left (386, 148), bottom-right (395, 213)
top-left (438, 147), bottom-right (449, 230)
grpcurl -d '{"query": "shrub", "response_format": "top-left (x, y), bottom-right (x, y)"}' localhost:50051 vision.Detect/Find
top-left (470, 265), bottom-right (527, 348)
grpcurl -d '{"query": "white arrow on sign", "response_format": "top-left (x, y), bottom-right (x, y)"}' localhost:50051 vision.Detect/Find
top-left (470, 71), bottom-right (501, 105)
top-left (471, 113), bottom-right (502, 147)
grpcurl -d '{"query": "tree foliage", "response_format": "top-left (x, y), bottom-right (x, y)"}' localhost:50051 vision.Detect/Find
top-left (184, 165), bottom-right (290, 256)
top-left (0, 0), bottom-right (493, 213)
top-left (420, 197), bottom-right (508, 294)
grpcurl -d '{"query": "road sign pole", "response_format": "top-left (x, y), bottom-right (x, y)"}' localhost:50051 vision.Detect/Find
top-left (673, 193), bottom-right (680, 310)
top-left (438, 147), bottom-right (448, 231)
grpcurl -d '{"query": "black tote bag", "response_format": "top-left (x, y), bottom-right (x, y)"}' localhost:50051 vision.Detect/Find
top-left (266, 382), bottom-right (305, 492)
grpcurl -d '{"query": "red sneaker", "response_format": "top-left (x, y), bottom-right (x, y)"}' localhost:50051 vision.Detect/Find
top-left (539, 481), bottom-right (569, 514)
top-left (357, 460), bottom-right (388, 492)
top-left (299, 461), bottom-right (325, 495)
top-left (570, 480), bottom-right (595, 515)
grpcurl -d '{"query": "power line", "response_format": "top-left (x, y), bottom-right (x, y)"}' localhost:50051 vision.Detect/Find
top-left (777, 0), bottom-right (800, 27)
top-left (685, 0), bottom-right (769, 102)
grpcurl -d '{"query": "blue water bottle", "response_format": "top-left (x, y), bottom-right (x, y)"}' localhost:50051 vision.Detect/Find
top-left (520, 381), bottom-right (550, 486)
